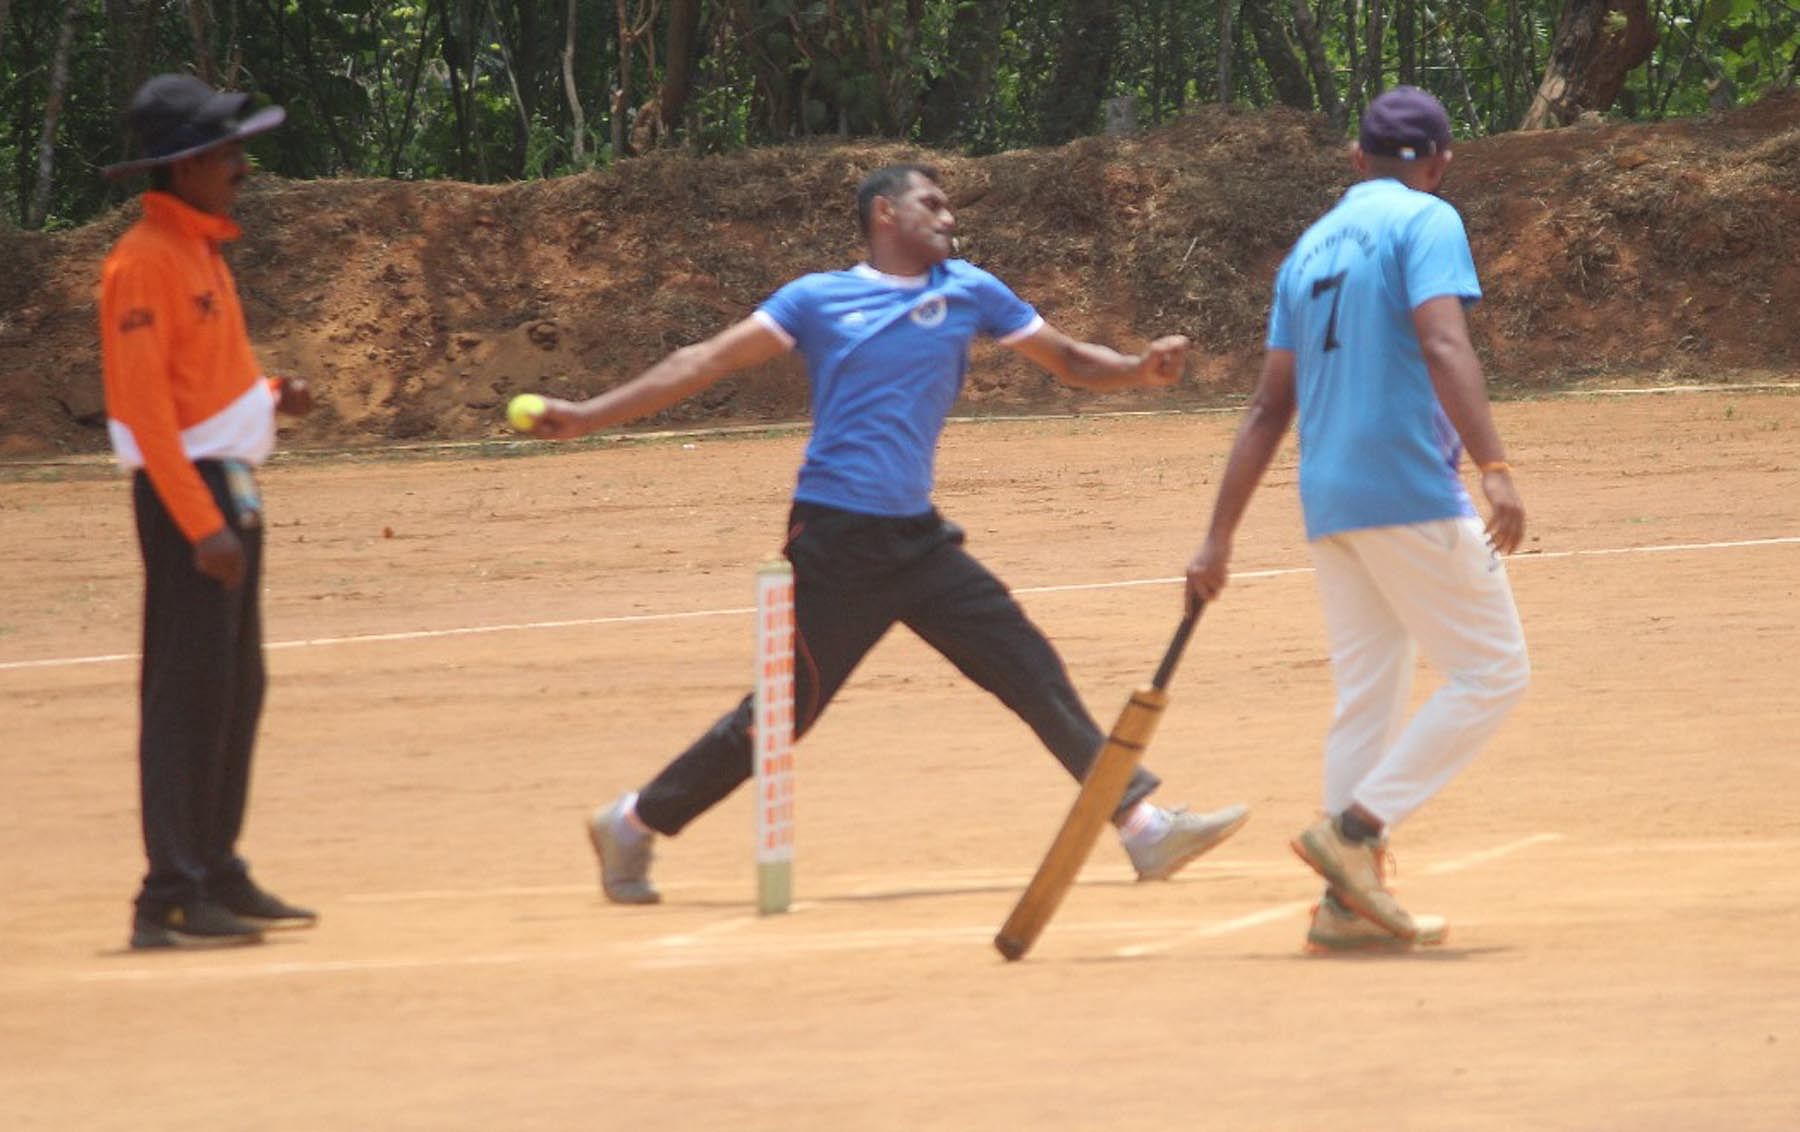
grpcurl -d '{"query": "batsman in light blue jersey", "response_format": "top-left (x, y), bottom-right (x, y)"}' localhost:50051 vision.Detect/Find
top-left (529, 164), bottom-right (1249, 906)
top-left (1187, 88), bottom-right (1530, 953)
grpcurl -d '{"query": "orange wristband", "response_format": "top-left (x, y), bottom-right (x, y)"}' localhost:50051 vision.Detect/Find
top-left (1478, 461), bottom-right (1511, 474)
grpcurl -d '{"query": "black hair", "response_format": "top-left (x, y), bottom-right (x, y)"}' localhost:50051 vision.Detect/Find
top-left (855, 163), bottom-right (940, 236)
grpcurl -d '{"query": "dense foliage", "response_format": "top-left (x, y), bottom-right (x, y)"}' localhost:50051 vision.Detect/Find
top-left (2, 0), bottom-right (1796, 228)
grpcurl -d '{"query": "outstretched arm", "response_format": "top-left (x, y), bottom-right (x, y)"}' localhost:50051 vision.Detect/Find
top-left (1004, 322), bottom-right (1189, 392)
top-left (1413, 295), bottom-right (1525, 554)
top-left (1186, 348), bottom-right (1297, 602)
top-left (529, 315), bottom-right (789, 439)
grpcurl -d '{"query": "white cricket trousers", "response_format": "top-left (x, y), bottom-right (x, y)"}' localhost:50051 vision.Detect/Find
top-left (1310, 516), bottom-right (1530, 828)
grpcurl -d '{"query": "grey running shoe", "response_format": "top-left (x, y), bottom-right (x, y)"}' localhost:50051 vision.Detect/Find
top-left (1291, 816), bottom-right (1418, 940)
top-left (1127, 803), bottom-right (1251, 881)
top-left (1305, 889), bottom-right (1447, 954)
top-left (587, 796), bottom-right (661, 905)
top-left (130, 899), bottom-right (265, 950)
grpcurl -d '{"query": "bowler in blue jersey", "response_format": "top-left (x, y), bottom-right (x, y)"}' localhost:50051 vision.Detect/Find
top-left (1186, 89), bottom-right (1530, 952)
top-left (530, 164), bottom-right (1249, 905)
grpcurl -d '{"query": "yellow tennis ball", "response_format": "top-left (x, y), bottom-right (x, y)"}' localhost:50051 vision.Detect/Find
top-left (507, 393), bottom-right (547, 432)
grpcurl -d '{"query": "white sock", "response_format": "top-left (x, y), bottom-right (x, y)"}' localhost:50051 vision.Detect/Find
top-left (612, 792), bottom-right (652, 846)
top-left (1116, 801), bottom-right (1172, 848)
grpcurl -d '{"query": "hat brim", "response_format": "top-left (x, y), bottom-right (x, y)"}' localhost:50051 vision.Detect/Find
top-left (102, 105), bottom-right (286, 180)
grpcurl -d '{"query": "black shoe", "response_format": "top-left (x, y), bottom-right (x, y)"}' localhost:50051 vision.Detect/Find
top-left (130, 899), bottom-right (265, 950)
top-left (212, 876), bottom-right (319, 929)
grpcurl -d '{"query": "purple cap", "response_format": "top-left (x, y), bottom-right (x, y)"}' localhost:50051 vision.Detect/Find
top-left (1358, 86), bottom-right (1453, 160)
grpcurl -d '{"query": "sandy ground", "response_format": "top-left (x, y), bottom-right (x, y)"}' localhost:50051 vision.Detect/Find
top-left (2, 389), bottom-right (1798, 1131)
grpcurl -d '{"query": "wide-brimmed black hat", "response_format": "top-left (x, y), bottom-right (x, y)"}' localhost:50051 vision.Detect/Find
top-left (102, 73), bottom-right (285, 180)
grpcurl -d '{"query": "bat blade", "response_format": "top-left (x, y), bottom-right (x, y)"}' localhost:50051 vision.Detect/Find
top-left (994, 598), bottom-right (1203, 963)
top-left (994, 686), bottom-right (1169, 962)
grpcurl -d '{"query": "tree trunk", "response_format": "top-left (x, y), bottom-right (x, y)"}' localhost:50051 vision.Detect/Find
top-left (486, 0), bottom-right (531, 174)
top-left (657, 0), bottom-right (701, 138)
top-left (435, 0), bottom-right (474, 177)
top-left (1363, 0), bottom-right (1384, 97)
top-left (611, 0), bottom-right (629, 158)
top-left (104, 0), bottom-right (165, 171)
top-left (1422, 1), bottom-right (1484, 131)
top-left (1292, 0), bottom-right (1345, 129)
top-left (564, 0), bottom-right (587, 165)
top-left (289, 0), bottom-right (357, 170)
top-left (184, 0), bottom-right (215, 84)
top-left (221, 0), bottom-right (243, 89)
top-left (28, 0), bottom-right (81, 230)
top-left (1216, 0), bottom-right (1234, 102)
top-left (857, 0), bottom-right (925, 136)
top-left (387, 3), bottom-right (435, 175)
top-left (917, 0), bottom-right (1008, 146)
top-left (1520, 0), bottom-right (1658, 128)
top-left (858, 0), bottom-right (898, 134)
top-left (1039, 0), bottom-right (1120, 143)
top-left (1170, 0), bottom-right (1189, 110)
top-left (0, 0), bottom-right (12, 216)
top-left (1243, 0), bottom-right (1313, 109)
top-left (1396, 0), bottom-right (1415, 84)
top-left (613, 0), bottom-right (662, 156)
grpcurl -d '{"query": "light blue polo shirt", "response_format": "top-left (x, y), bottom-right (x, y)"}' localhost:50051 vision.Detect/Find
top-left (1267, 178), bottom-right (1482, 540)
top-left (756, 260), bottom-right (1042, 517)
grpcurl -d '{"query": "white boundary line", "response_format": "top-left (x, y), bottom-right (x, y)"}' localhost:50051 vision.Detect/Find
top-left (5, 534), bottom-right (1797, 674)
top-left (1422, 833), bottom-right (1565, 875)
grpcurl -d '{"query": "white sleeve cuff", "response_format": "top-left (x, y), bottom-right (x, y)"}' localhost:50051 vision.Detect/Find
top-left (997, 315), bottom-right (1045, 345)
top-left (751, 310), bottom-right (796, 350)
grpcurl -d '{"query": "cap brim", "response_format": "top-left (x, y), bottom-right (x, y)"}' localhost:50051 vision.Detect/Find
top-left (102, 105), bottom-right (286, 180)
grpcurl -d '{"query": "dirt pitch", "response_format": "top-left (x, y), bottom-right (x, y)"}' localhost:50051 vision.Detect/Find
top-left (2, 389), bottom-right (1798, 1131)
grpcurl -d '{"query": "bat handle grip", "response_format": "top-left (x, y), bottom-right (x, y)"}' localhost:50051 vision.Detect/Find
top-left (1151, 595), bottom-right (1204, 691)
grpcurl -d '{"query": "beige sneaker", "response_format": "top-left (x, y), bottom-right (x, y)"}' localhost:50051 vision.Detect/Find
top-left (1291, 816), bottom-right (1418, 940)
top-left (1305, 890), bottom-right (1447, 954)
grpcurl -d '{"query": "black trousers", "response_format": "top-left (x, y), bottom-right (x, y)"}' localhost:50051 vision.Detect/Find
top-left (635, 502), bottom-right (1160, 835)
top-left (131, 463), bottom-right (265, 913)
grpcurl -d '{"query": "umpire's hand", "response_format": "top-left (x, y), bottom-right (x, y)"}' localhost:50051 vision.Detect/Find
top-left (194, 527), bottom-right (246, 588)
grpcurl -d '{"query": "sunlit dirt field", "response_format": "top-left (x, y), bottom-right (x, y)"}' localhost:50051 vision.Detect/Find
top-left (3, 389), bottom-right (1797, 1131)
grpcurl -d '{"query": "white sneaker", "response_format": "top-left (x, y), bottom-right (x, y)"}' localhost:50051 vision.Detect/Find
top-left (1126, 803), bottom-right (1251, 881)
top-left (587, 796), bottom-right (660, 905)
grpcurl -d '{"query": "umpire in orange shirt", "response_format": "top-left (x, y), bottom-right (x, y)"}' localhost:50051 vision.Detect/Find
top-left (101, 74), bottom-right (317, 949)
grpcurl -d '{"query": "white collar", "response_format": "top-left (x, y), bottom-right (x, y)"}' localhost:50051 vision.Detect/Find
top-left (851, 262), bottom-right (931, 288)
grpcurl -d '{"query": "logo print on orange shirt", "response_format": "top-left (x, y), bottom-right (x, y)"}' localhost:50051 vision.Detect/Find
top-left (193, 291), bottom-right (217, 318)
top-left (119, 308), bottom-right (154, 333)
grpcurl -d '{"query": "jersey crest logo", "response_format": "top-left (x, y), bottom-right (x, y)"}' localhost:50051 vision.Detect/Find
top-left (909, 295), bottom-right (947, 329)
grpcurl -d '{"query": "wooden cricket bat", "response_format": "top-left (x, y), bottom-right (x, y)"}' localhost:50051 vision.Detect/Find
top-left (994, 599), bottom-right (1204, 962)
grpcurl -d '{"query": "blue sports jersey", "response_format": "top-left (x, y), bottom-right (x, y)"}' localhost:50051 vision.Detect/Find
top-left (756, 260), bottom-right (1042, 516)
top-left (1267, 178), bottom-right (1482, 540)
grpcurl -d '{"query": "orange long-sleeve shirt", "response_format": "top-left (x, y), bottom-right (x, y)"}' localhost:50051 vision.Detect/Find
top-left (100, 191), bottom-right (278, 543)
